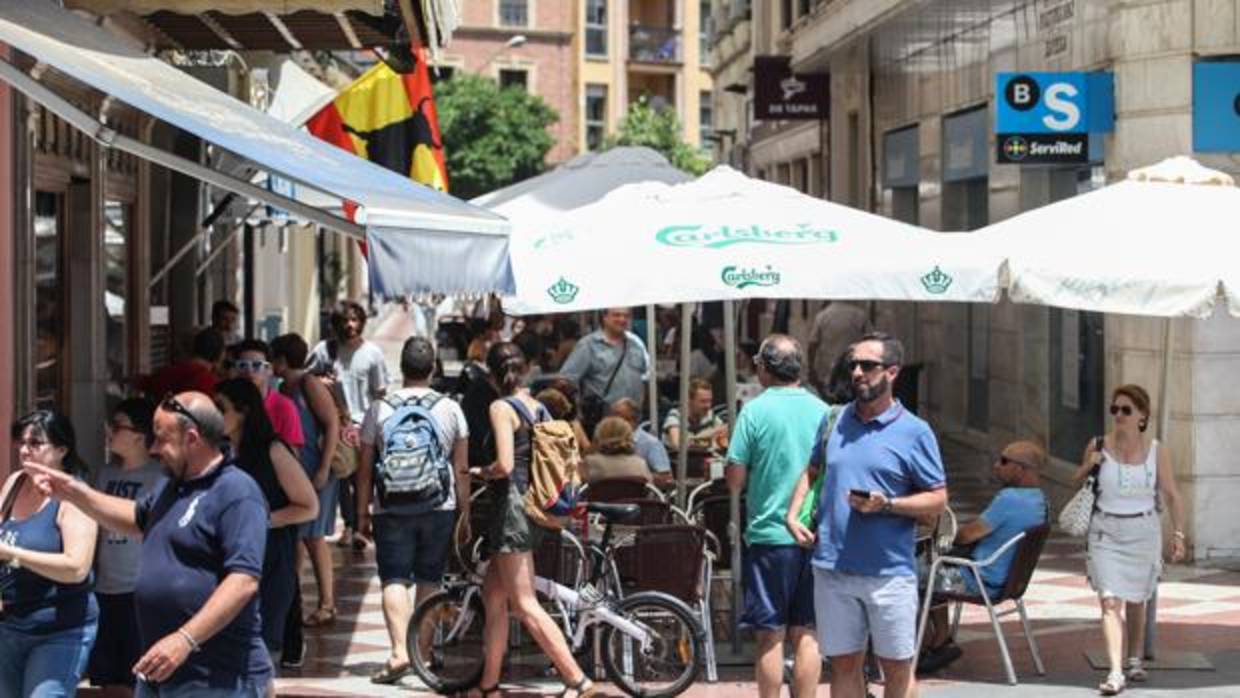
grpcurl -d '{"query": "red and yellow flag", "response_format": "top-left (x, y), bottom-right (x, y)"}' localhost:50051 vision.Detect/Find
top-left (307, 47), bottom-right (449, 193)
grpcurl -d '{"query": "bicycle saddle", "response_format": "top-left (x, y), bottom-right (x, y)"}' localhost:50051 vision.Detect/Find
top-left (584, 502), bottom-right (641, 524)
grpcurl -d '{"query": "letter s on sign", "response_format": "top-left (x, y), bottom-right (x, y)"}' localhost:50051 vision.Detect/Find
top-left (1041, 82), bottom-right (1081, 131)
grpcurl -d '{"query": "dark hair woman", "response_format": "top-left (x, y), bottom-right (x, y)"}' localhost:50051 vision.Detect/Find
top-left (270, 333), bottom-right (343, 632)
top-left (0, 409), bottom-right (99, 696)
top-left (214, 379), bottom-right (317, 664)
top-left (1074, 383), bottom-right (1186, 695)
top-left (472, 342), bottom-right (595, 697)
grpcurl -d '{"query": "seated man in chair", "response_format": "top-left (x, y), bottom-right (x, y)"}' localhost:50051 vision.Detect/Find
top-left (919, 440), bottom-right (1049, 673)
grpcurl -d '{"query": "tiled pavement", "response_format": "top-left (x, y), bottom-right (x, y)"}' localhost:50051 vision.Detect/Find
top-left (276, 438), bottom-right (1240, 696)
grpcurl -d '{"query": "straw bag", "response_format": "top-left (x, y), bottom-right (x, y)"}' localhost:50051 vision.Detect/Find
top-left (1059, 436), bottom-right (1103, 537)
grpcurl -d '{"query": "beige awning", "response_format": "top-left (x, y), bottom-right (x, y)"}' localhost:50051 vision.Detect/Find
top-left (65, 1), bottom-right (384, 15)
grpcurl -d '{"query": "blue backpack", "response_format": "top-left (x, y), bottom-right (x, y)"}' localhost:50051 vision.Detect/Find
top-left (376, 393), bottom-right (451, 512)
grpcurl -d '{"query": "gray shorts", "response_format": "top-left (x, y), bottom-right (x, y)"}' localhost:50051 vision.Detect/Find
top-left (813, 567), bottom-right (918, 660)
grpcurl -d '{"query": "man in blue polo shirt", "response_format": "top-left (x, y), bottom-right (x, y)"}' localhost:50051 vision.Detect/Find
top-left (25, 392), bottom-right (272, 697)
top-left (726, 334), bottom-right (828, 698)
top-left (792, 332), bottom-right (947, 698)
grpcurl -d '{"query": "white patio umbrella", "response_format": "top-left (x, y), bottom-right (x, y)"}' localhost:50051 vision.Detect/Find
top-left (992, 156), bottom-right (1240, 318)
top-left (978, 155), bottom-right (1240, 658)
top-left (507, 165), bottom-right (1005, 658)
top-left (478, 145), bottom-right (694, 431)
top-left (509, 166), bottom-right (1002, 313)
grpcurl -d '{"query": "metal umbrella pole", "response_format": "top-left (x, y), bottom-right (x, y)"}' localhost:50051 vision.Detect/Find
top-left (646, 305), bottom-right (659, 432)
top-left (722, 300), bottom-right (742, 654)
top-left (1145, 316), bottom-right (1176, 660)
top-left (675, 304), bottom-right (692, 508)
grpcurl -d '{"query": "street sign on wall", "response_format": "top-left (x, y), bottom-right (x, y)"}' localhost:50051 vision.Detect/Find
top-left (754, 56), bottom-right (828, 120)
top-left (995, 72), bottom-right (1114, 164)
top-left (1193, 61), bottom-right (1240, 153)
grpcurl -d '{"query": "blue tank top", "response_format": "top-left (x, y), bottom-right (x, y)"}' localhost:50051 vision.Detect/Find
top-left (0, 484), bottom-right (97, 631)
top-left (292, 381), bottom-right (324, 479)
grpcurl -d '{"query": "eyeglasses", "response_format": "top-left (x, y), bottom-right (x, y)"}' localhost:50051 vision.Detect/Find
top-left (233, 359), bottom-right (269, 373)
top-left (106, 420), bottom-right (140, 434)
top-left (16, 438), bottom-right (48, 450)
top-left (1109, 404), bottom-right (1135, 417)
top-left (848, 359), bottom-right (888, 373)
top-left (161, 394), bottom-right (203, 433)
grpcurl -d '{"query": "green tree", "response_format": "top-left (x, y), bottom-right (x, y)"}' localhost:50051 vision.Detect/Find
top-left (435, 74), bottom-right (559, 199)
top-left (606, 97), bottom-right (711, 176)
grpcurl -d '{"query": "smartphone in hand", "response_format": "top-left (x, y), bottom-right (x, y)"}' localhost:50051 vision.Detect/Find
top-left (849, 488), bottom-right (872, 499)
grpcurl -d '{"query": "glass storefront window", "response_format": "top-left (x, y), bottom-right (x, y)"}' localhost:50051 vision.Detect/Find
top-left (34, 192), bottom-right (64, 409)
top-left (105, 201), bottom-right (131, 410)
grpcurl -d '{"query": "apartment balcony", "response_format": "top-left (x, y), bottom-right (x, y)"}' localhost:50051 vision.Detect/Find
top-left (629, 25), bottom-right (681, 64)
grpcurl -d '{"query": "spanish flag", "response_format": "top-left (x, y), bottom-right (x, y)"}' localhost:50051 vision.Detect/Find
top-left (306, 47), bottom-right (449, 194)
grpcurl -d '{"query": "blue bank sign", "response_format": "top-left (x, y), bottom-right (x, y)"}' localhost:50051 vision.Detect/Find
top-left (995, 72), bottom-right (1114, 164)
top-left (1193, 62), bottom-right (1240, 152)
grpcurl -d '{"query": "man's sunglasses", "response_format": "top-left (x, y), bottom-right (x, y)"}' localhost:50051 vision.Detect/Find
top-left (848, 359), bottom-right (889, 373)
top-left (161, 394), bottom-right (203, 432)
top-left (1109, 404), bottom-right (1135, 417)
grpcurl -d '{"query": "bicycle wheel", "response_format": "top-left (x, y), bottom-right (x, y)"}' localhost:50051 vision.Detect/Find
top-left (600, 591), bottom-right (704, 697)
top-left (408, 587), bottom-right (487, 694)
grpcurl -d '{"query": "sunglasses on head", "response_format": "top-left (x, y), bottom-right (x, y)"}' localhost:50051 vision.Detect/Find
top-left (161, 394), bottom-right (202, 432)
top-left (1109, 404), bottom-right (1135, 417)
top-left (997, 454), bottom-right (1032, 468)
top-left (848, 359), bottom-right (888, 373)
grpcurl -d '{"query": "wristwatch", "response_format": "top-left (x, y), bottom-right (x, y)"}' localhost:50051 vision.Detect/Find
top-left (881, 497), bottom-right (894, 514)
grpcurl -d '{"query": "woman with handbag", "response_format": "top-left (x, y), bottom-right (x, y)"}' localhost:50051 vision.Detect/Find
top-left (1073, 384), bottom-right (1186, 695)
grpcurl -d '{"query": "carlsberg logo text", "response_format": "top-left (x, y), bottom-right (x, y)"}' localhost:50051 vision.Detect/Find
top-left (656, 224), bottom-right (838, 249)
top-left (722, 266), bottom-right (781, 289)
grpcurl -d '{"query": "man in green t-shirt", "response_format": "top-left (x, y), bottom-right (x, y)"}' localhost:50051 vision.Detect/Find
top-left (726, 334), bottom-right (829, 698)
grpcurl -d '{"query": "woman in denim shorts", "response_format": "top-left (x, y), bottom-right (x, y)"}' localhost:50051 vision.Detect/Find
top-left (471, 342), bottom-right (595, 697)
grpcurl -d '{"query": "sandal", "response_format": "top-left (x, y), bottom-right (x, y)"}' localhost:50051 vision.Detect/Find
top-left (1125, 657), bottom-right (1148, 682)
top-left (1099, 671), bottom-right (1126, 695)
top-left (303, 606), bottom-right (337, 627)
top-left (557, 676), bottom-right (597, 698)
top-left (370, 660), bottom-right (411, 685)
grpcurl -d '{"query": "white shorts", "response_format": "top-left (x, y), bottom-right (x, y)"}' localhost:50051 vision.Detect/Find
top-left (813, 567), bottom-right (919, 660)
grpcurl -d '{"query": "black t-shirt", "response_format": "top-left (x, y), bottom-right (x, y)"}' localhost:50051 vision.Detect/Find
top-left (133, 461), bottom-right (272, 687)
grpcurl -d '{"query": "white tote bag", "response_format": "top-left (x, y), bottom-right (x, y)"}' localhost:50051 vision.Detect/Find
top-left (1058, 471), bottom-right (1098, 537)
top-left (1060, 436), bottom-right (1105, 537)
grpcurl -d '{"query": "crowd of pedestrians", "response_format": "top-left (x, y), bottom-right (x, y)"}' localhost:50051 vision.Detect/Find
top-left (0, 299), bottom-right (1191, 697)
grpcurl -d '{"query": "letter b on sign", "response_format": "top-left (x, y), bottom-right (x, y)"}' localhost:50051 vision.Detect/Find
top-left (1005, 75), bottom-right (1040, 112)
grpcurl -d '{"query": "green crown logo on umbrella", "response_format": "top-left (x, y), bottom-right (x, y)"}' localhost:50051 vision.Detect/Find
top-left (920, 266), bottom-right (953, 294)
top-left (546, 277), bottom-right (580, 304)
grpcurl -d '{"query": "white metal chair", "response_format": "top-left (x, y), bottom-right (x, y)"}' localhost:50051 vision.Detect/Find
top-left (915, 523), bottom-right (1050, 685)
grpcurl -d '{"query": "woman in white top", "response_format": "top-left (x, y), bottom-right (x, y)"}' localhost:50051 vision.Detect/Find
top-left (1073, 384), bottom-right (1186, 696)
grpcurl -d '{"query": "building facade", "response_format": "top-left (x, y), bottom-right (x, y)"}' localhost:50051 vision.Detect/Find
top-left (718, 0), bottom-right (1240, 559)
top-left (440, 0), bottom-right (579, 163)
top-left (577, 0), bottom-right (715, 153)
